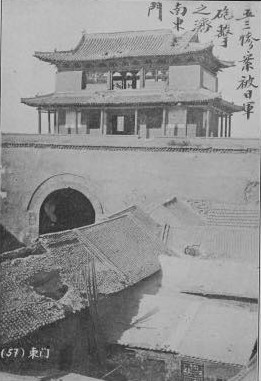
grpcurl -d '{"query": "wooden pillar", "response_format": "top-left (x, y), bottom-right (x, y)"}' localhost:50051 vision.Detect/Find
top-left (122, 72), bottom-right (127, 89)
top-left (100, 109), bottom-right (104, 134)
top-left (161, 108), bottom-right (166, 136)
top-left (75, 110), bottom-right (79, 134)
top-left (155, 69), bottom-right (158, 82)
top-left (225, 114), bottom-right (228, 137)
top-left (86, 112), bottom-right (89, 134)
top-left (184, 109), bottom-right (188, 137)
top-left (104, 110), bottom-right (108, 135)
top-left (220, 114), bottom-right (224, 137)
top-left (107, 71), bottom-right (113, 90)
top-left (54, 111), bottom-right (57, 134)
top-left (38, 109), bottom-right (42, 134)
top-left (199, 66), bottom-right (203, 88)
top-left (217, 115), bottom-right (221, 137)
top-left (140, 68), bottom-right (145, 88)
top-left (134, 109), bottom-right (138, 135)
top-left (205, 110), bottom-right (210, 138)
top-left (48, 111), bottom-right (51, 134)
top-left (228, 115), bottom-right (232, 137)
top-left (132, 71), bottom-right (137, 89)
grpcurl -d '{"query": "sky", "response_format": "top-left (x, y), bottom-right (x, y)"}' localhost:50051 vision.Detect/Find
top-left (1, 0), bottom-right (261, 137)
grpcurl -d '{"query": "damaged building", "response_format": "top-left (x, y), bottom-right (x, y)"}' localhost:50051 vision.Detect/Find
top-left (0, 207), bottom-right (258, 381)
top-left (0, 208), bottom-right (163, 377)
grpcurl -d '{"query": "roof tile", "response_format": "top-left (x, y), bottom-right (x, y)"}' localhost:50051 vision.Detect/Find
top-left (34, 30), bottom-right (215, 63)
top-left (21, 88), bottom-right (243, 112)
top-left (0, 212), bottom-right (162, 344)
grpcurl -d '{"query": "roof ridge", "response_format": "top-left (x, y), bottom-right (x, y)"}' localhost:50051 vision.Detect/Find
top-left (34, 50), bottom-right (72, 55)
top-left (38, 215), bottom-right (127, 239)
top-left (82, 28), bottom-right (174, 37)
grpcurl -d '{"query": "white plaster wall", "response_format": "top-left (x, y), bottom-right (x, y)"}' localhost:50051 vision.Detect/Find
top-left (169, 65), bottom-right (201, 90)
top-left (202, 69), bottom-right (217, 92)
top-left (55, 71), bottom-right (82, 92)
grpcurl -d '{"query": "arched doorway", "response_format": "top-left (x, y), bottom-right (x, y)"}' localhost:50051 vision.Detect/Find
top-left (39, 188), bottom-right (95, 235)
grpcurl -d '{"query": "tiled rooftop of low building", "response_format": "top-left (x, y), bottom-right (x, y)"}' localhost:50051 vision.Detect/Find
top-left (0, 212), bottom-right (163, 344)
top-left (187, 199), bottom-right (260, 228)
top-left (150, 198), bottom-right (259, 263)
top-left (109, 205), bottom-right (162, 239)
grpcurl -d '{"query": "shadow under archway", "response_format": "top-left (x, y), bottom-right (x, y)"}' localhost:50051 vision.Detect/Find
top-left (39, 188), bottom-right (95, 235)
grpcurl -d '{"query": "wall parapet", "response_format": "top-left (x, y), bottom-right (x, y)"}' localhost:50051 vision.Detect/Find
top-left (2, 133), bottom-right (260, 153)
top-left (2, 141), bottom-right (260, 154)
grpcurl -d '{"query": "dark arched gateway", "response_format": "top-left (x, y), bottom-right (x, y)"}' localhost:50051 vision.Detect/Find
top-left (39, 188), bottom-right (95, 235)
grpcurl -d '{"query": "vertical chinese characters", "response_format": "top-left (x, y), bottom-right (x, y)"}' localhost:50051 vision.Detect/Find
top-left (170, 2), bottom-right (188, 32)
top-left (148, 2), bottom-right (163, 21)
top-left (236, 7), bottom-right (260, 119)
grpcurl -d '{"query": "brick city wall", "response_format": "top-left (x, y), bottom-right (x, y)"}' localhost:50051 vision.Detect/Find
top-left (1, 134), bottom-right (259, 244)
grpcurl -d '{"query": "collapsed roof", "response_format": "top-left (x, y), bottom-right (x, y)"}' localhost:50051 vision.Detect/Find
top-left (0, 209), bottom-right (164, 344)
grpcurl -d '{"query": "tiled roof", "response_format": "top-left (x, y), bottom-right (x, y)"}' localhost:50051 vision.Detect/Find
top-left (21, 88), bottom-right (243, 112)
top-left (109, 205), bottom-right (162, 239)
top-left (0, 214), bottom-right (162, 344)
top-left (76, 215), bottom-right (162, 286)
top-left (0, 250), bottom-right (66, 345)
top-left (150, 199), bottom-right (259, 263)
top-left (166, 225), bottom-right (259, 264)
top-left (34, 30), bottom-right (233, 69)
top-left (187, 200), bottom-right (259, 228)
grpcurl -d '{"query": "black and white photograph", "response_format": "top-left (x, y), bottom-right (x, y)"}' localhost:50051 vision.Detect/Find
top-left (0, 1), bottom-right (260, 380)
